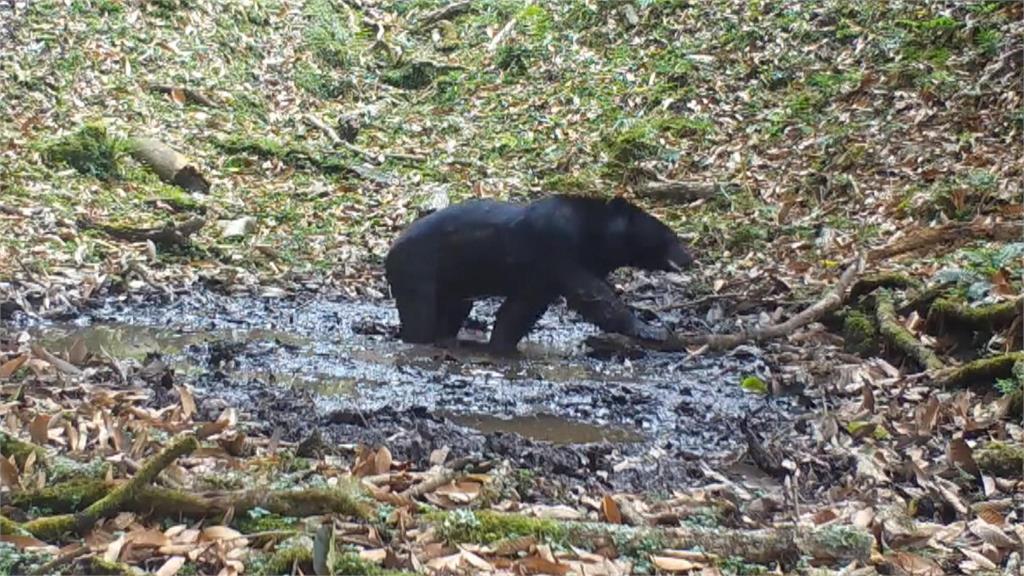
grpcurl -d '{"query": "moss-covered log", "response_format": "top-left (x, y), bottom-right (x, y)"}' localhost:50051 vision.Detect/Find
top-left (842, 310), bottom-right (879, 355)
top-left (974, 442), bottom-right (1024, 477)
top-left (19, 434), bottom-right (198, 540)
top-left (431, 510), bottom-right (871, 565)
top-left (932, 352), bottom-right (1024, 390)
top-left (8, 479), bottom-right (370, 525)
top-left (0, 431), bottom-right (48, 468)
top-left (927, 297), bottom-right (1022, 334)
top-left (875, 290), bottom-right (944, 371)
top-left (898, 284), bottom-right (948, 316)
top-left (849, 272), bottom-right (921, 301)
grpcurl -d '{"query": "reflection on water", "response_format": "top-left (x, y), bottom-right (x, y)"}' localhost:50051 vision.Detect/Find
top-left (439, 412), bottom-right (643, 445)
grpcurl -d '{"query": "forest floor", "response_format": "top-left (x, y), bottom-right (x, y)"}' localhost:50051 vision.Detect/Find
top-left (0, 0), bottom-right (1022, 574)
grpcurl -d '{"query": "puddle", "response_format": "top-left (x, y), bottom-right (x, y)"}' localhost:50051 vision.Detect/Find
top-left (439, 412), bottom-right (643, 445)
top-left (7, 290), bottom-right (797, 491)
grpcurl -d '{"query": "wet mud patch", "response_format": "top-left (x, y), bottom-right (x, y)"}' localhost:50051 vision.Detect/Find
top-left (17, 290), bottom-right (798, 493)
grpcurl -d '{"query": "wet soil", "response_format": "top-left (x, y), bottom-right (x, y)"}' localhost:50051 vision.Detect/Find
top-left (13, 289), bottom-right (797, 494)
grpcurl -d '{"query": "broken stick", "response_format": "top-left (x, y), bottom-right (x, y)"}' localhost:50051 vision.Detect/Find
top-left (129, 137), bottom-right (210, 194)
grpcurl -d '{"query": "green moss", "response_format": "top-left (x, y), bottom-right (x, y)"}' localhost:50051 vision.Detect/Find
top-left (975, 442), bottom-right (1024, 477)
top-left (435, 509), bottom-right (566, 545)
top-left (234, 510), bottom-right (299, 534)
top-left (7, 478), bottom-right (110, 513)
top-left (382, 61), bottom-right (446, 90)
top-left (256, 544), bottom-right (411, 576)
top-left (41, 123), bottom-right (126, 180)
top-left (843, 311), bottom-right (879, 355)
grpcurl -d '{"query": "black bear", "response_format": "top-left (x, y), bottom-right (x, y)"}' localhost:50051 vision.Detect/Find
top-left (385, 195), bottom-right (693, 353)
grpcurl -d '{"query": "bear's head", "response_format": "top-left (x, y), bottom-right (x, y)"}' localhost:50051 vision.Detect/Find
top-left (610, 197), bottom-right (694, 272)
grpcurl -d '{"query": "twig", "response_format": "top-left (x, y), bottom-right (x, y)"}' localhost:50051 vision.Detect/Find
top-left (416, 0), bottom-right (473, 29)
top-left (867, 220), bottom-right (1020, 263)
top-left (589, 256), bottom-right (865, 353)
top-left (488, 17), bottom-right (518, 51)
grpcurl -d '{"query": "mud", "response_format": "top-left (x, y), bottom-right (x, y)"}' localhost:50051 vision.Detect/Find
top-left (14, 289), bottom-right (797, 493)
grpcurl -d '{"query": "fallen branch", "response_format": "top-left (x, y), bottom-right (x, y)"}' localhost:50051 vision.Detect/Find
top-left (302, 114), bottom-right (426, 164)
top-left (848, 272), bottom-right (922, 301)
top-left (78, 216), bottom-right (205, 248)
top-left (416, 0), bottom-right (473, 29)
top-left (867, 220), bottom-right (1020, 263)
top-left (9, 479), bottom-right (372, 525)
top-left (399, 466), bottom-right (463, 500)
top-left (487, 17), bottom-right (518, 51)
top-left (932, 352), bottom-right (1024, 390)
top-left (588, 256), bottom-right (864, 353)
top-left (434, 510), bottom-right (872, 565)
top-left (19, 434), bottom-right (198, 539)
top-left (876, 289), bottom-right (944, 372)
top-left (129, 137), bottom-right (211, 194)
top-left (634, 180), bottom-right (739, 203)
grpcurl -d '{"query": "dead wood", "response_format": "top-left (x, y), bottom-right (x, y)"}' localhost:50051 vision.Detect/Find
top-left (867, 220), bottom-right (1021, 263)
top-left (927, 297), bottom-right (1022, 334)
top-left (635, 180), bottom-right (739, 203)
top-left (399, 466), bottom-right (462, 500)
top-left (10, 478), bottom-right (372, 525)
top-left (416, 0), bottom-right (473, 29)
top-left (437, 511), bottom-right (872, 565)
top-left (19, 434), bottom-right (198, 539)
top-left (128, 137), bottom-right (211, 194)
top-left (875, 289), bottom-right (944, 372)
top-left (78, 216), bottom-right (205, 248)
top-left (848, 272), bottom-right (922, 301)
top-left (932, 352), bottom-right (1024, 390)
top-left (587, 256), bottom-right (864, 353)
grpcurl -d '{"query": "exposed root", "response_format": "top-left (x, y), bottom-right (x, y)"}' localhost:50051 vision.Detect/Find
top-left (875, 290), bottom-right (944, 372)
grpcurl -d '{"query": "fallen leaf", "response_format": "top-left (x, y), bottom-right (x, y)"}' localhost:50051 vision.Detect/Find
top-left (518, 554), bottom-right (570, 575)
top-left (30, 344), bottom-right (82, 375)
top-left (886, 551), bottom-right (944, 576)
top-left (374, 446), bottom-right (393, 475)
top-left (948, 438), bottom-right (981, 479)
top-left (155, 556), bottom-right (187, 576)
top-left (104, 533), bottom-right (127, 563)
top-left (29, 414), bottom-right (52, 445)
top-left (0, 354), bottom-right (28, 379)
top-left (651, 555), bottom-right (705, 572)
top-left (0, 455), bottom-right (22, 488)
top-left (174, 384), bottom-right (196, 420)
top-left (67, 337), bottom-right (88, 365)
top-left (218, 217), bottom-right (256, 238)
top-left (129, 529), bottom-right (171, 548)
top-left (0, 534), bottom-right (49, 550)
top-left (170, 87), bottom-right (187, 104)
top-left (602, 495), bottom-right (622, 524)
top-left (968, 518), bottom-right (1018, 549)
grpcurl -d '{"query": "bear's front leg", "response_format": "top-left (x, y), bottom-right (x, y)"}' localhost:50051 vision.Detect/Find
top-left (488, 294), bottom-right (555, 353)
top-left (558, 266), bottom-right (668, 342)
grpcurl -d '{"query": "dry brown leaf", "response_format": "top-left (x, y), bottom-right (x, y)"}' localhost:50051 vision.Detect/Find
top-left (602, 495), bottom-right (622, 524)
top-left (29, 413), bottom-right (52, 445)
top-left (1, 455), bottom-right (21, 488)
top-left (129, 529), bottom-right (171, 548)
top-left (68, 337), bottom-right (88, 365)
top-left (948, 438), bottom-right (981, 479)
top-left (30, 344), bottom-right (82, 375)
top-left (651, 555), bottom-right (705, 572)
top-left (886, 551), bottom-right (944, 576)
top-left (374, 446), bottom-right (393, 475)
top-left (0, 354), bottom-right (28, 379)
top-left (968, 518), bottom-right (1018, 549)
top-left (974, 507), bottom-right (1004, 526)
top-left (174, 384), bottom-right (196, 420)
top-left (861, 383), bottom-right (875, 413)
top-left (494, 536), bottom-right (538, 556)
top-left (104, 533), bottom-right (127, 563)
top-left (915, 396), bottom-right (940, 435)
top-left (0, 534), bottom-right (49, 550)
top-left (170, 87), bottom-right (187, 105)
top-left (359, 548), bottom-right (387, 563)
top-left (517, 554), bottom-right (570, 575)
top-left (155, 555), bottom-right (187, 576)
top-left (959, 547), bottom-right (998, 570)
top-left (200, 525), bottom-right (244, 544)
top-left (459, 548), bottom-right (494, 572)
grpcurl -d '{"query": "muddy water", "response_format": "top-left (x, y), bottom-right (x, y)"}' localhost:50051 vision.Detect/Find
top-left (14, 290), bottom-right (795, 491)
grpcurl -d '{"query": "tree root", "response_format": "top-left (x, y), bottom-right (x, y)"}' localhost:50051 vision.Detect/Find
top-left (77, 216), bottom-right (205, 248)
top-left (0, 431), bottom-right (48, 467)
top-left (875, 290), bottom-right (944, 372)
top-left (848, 272), bottom-right (921, 301)
top-left (927, 297), bottom-right (1022, 334)
top-left (17, 434), bottom-right (198, 540)
top-left (867, 219), bottom-right (1021, 263)
top-left (433, 510), bottom-right (872, 565)
top-left (932, 352), bottom-right (1024, 390)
